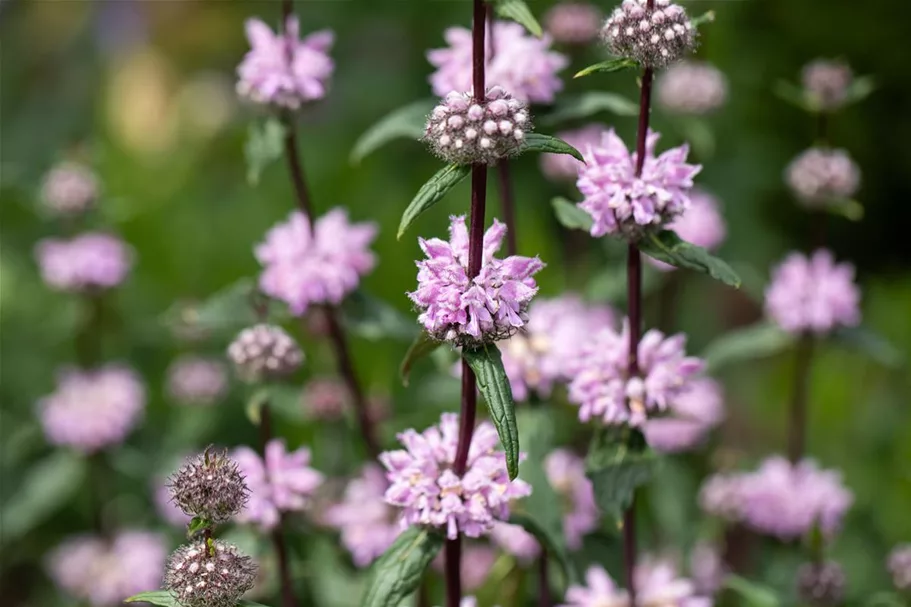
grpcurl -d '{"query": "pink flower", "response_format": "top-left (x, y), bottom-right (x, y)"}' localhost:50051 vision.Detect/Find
top-left (500, 295), bottom-right (616, 402)
top-left (888, 544), bottom-right (911, 591)
top-left (409, 216), bottom-right (544, 346)
top-left (656, 61), bottom-right (728, 115)
top-left (642, 378), bottom-right (725, 453)
top-left (560, 566), bottom-right (628, 606)
top-left (689, 541), bottom-right (725, 597)
top-left (560, 560), bottom-right (709, 607)
top-left (38, 365), bottom-right (145, 453)
top-left (764, 249), bottom-right (861, 335)
top-left (544, 449), bottom-right (598, 550)
top-left (801, 59), bottom-right (853, 111)
top-left (380, 413), bottom-right (532, 540)
top-left (698, 472), bottom-right (743, 521)
top-left (568, 320), bottom-right (704, 426)
top-left (490, 521), bottom-right (540, 562)
top-left (646, 189), bottom-right (727, 271)
top-left (40, 161), bottom-right (99, 216)
top-left (432, 543), bottom-right (498, 590)
top-left (785, 147), bottom-right (860, 206)
top-left (236, 17), bottom-right (334, 108)
top-left (35, 233), bottom-right (133, 292)
top-left (323, 464), bottom-right (401, 567)
top-left (301, 378), bottom-right (347, 420)
top-left (165, 356), bottom-right (228, 406)
top-left (576, 129), bottom-right (701, 239)
top-left (544, 3), bottom-right (603, 46)
top-left (540, 125), bottom-right (607, 183)
top-left (428, 21), bottom-right (568, 104)
top-left (602, 0), bottom-right (697, 69)
top-left (256, 208), bottom-right (377, 316)
top-left (232, 439), bottom-right (324, 530)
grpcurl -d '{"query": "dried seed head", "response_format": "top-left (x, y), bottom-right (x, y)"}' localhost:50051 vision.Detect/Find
top-left (227, 324), bottom-right (304, 383)
top-left (424, 87), bottom-right (531, 165)
top-left (601, 0), bottom-right (696, 69)
top-left (167, 447), bottom-right (249, 524)
top-left (164, 540), bottom-right (257, 607)
top-left (797, 561), bottom-right (846, 606)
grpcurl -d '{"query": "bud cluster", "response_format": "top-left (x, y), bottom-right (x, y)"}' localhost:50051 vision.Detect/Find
top-left (785, 147), bottom-right (860, 207)
top-left (167, 447), bottom-right (249, 524)
top-left (602, 0), bottom-right (696, 69)
top-left (424, 86), bottom-right (530, 165)
top-left (164, 540), bottom-right (257, 607)
top-left (227, 323), bottom-right (304, 382)
top-left (797, 561), bottom-right (846, 606)
top-left (802, 59), bottom-right (853, 111)
top-left (40, 161), bottom-right (99, 216)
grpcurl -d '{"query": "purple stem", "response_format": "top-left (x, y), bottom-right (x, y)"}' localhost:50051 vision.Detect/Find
top-left (260, 404), bottom-right (297, 607)
top-left (787, 334), bottom-right (814, 463)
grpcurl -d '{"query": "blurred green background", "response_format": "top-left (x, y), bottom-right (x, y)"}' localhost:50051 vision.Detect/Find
top-left (1, 1), bottom-right (910, 606)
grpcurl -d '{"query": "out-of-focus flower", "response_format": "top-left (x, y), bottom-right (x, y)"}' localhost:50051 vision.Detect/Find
top-left (544, 2), bottom-right (603, 46)
top-left (490, 521), bottom-right (540, 562)
top-left (168, 447), bottom-right (249, 525)
top-left (236, 16), bottom-right (334, 108)
top-left (164, 540), bottom-right (257, 607)
top-left (323, 464), bottom-right (401, 568)
top-left (764, 249), bottom-right (861, 335)
top-left (300, 378), bottom-right (347, 420)
top-left (576, 129), bottom-right (701, 239)
top-left (500, 295), bottom-right (615, 402)
top-left (256, 209), bottom-right (377, 316)
top-left (635, 556), bottom-right (711, 607)
top-left (785, 147), bottom-right (860, 207)
top-left (602, 0), bottom-right (696, 69)
top-left (544, 449), bottom-right (598, 549)
top-left (540, 124), bottom-right (607, 182)
top-left (35, 233), bottom-right (133, 292)
top-left (801, 59), bottom-right (853, 112)
top-left (689, 541), bottom-right (725, 597)
top-left (380, 413), bottom-right (531, 540)
top-left (424, 87), bottom-right (530, 165)
top-left (38, 365), bottom-right (145, 453)
top-left (409, 216), bottom-right (544, 347)
top-left (888, 544), bottom-right (911, 591)
top-left (40, 161), bottom-right (99, 216)
top-left (646, 189), bottom-right (726, 272)
top-left (797, 561), bottom-right (846, 606)
top-left (232, 439), bottom-right (324, 530)
top-left (697, 472), bottom-right (743, 521)
top-left (428, 21), bottom-right (567, 104)
top-left (560, 565), bottom-right (628, 606)
top-left (227, 324), bottom-right (304, 383)
top-left (432, 543), bottom-right (498, 591)
top-left (642, 378), bottom-right (725, 453)
top-left (656, 61), bottom-right (728, 115)
top-left (568, 320), bottom-right (704, 426)
top-left (166, 356), bottom-right (228, 406)
top-left (48, 531), bottom-right (167, 606)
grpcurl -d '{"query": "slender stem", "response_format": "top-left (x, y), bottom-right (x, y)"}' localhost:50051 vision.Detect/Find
top-left (537, 549), bottom-right (551, 607)
top-left (416, 579), bottom-right (431, 607)
top-left (496, 161), bottom-right (518, 256)
top-left (454, 360), bottom-right (479, 476)
top-left (787, 334), bottom-right (815, 463)
top-left (623, 501), bottom-right (637, 605)
top-left (444, 536), bottom-right (462, 607)
top-left (471, 0), bottom-right (486, 103)
top-left (281, 0), bottom-right (293, 24)
top-left (634, 68), bottom-right (654, 176)
top-left (282, 119), bottom-right (316, 223)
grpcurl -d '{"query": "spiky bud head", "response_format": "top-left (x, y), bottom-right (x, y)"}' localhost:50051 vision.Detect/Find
top-left (797, 561), bottom-right (846, 606)
top-left (167, 447), bottom-right (248, 524)
top-left (602, 0), bottom-right (696, 69)
top-left (227, 324), bottom-right (304, 383)
top-left (424, 87), bottom-right (531, 165)
top-left (164, 540), bottom-right (257, 607)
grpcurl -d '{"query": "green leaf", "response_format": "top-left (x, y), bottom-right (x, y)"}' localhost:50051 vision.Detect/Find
top-left (677, 117), bottom-right (715, 159)
top-left (721, 575), bottom-right (781, 607)
top-left (827, 198), bottom-right (864, 221)
top-left (126, 591), bottom-right (271, 607)
top-left (574, 58), bottom-right (639, 79)
top-left (843, 75), bottom-right (876, 106)
top-left (361, 527), bottom-right (444, 607)
top-left (494, 0), bottom-right (542, 37)
top-left (161, 278), bottom-right (283, 336)
top-left (462, 343), bottom-right (520, 480)
top-left (342, 290), bottom-right (418, 342)
top-left (350, 98), bottom-right (435, 164)
top-left (543, 92), bottom-right (638, 126)
top-left (521, 133), bottom-right (584, 161)
top-left (701, 322), bottom-right (796, 373)
top-left (397, 163), bottom-right (472, 239)
top-left (690, 10), bottom-right (716, 28)
top-left (551, 197), bottom-right (593, 232)
top-left (186, 515), bottom-right (212, 539)
top-left (774, 80), bottom-right (813, 112)
top-left (585, 427), bottom-right (657, 519)
top-left (864, 592), bottom-right (906, 607)
top-left (1, 450), bottom-right (87, 542)
top-left (400, 331), bottom-right (443, 386)
top-left (639, 230), bottom-right (741, 288)
top-left (833, 325), bottom-right (904, 368)
top-left (509, 513), bottom-right (578, 586)
top-left (244, 118), bottom-right (286, 186)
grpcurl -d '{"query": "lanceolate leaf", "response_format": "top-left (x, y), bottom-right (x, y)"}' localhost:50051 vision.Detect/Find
top-left (721, 575), bottom-right (781, 607)
top-left (544, 92), bottom-right (638, 125)
top-left (701, 322), bottom-right (796, 373)
top-left (827, 198), bottom-right (864, 221)
top-left (400, 331), bottom-right (443, 386)
top-left (462, 343), bottom-right (520, 480)
top-left (494, 0), bottom-right (543, 37)
top-left (361, 527), bottom-right (444, 607)
top-left (585, 426), bottom-right (657, 519)
top-left (551, 197), bottom-right (594, 232)
top-left (244, 118), bottom-right (286, 186)
top-left (574, 58), bottom-right (639, 79)
top-left (397, 164), bottom-right (472, 239)
top-left (690, 10), bottom-right (716, 28)
top-left (833, 325), bottom-right (904, 368)
top-left (509, 513), bottom-right (578, 586)
top-left (639, 230), bottom-right (741, 288)
top-left (350, 98), bottom-right (435, 164)
top-left (521, 133), bottom-right (584, 161)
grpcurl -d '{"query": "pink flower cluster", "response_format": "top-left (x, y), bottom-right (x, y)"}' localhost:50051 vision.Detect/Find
top-left (540, 124), bottom-right (606, 182)
top-left (165, 355), bottom-right (228, 406)
top-left (380, 413), bottom-right (532, 540)
top-left (35, 233), bottom-right (133, 292)
top-left (256, 208), bottom-right (377, 316)
top-left (888, 544), bottom-right (911, 591)
top-left (568, 320), bottom-right (704, 426)
top-left (642, 378), bottom-right (725, 453)
top-left (38, 365), bottom-right (145, 453)
top-left (409, 216), bottom-right (544, 346)
top-left (490, 521), bottom-right (541, 562)
top-left (232, 439), bottom-right (324, 530)
top-left (323, 464), bottom-right (401, 567)
top-left (801, 59), bottom-right (853, 111)
top-left (428, 21), bottom-right (568, 104)
top-left (576, 129), bottom-right (701, 239)
top-left (785, 147), bottom-right (860, 206)
top-left (646, 189), bottom-right (727, 271)
top-left (47, 531), bottom-right (167, 606)
top-left (602, 0), bottom-right (696, 69)
top-left (656, 61), bottom-right (729, 115)
top-left (236, 17), bottom-right (334, 108)
top-left (699, 456), bottom-right (853, 540)
top-left (764, 249), bottom-right (861, 335)
top-left (40, 161), bottom-right (99, 216)
top-left (561, 559), bottom-right (709, 607)
top-left (544, 449), bottom-right (599, 549)
top-left (544, 2), bottom-right (603, 46)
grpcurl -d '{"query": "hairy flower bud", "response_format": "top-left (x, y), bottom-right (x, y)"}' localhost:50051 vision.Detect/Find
top-left (785, 147), bottom-right (860, 207)
top-left (424, 87), bottom-right (531, 165)
top-left (227, 324), bottom-right (304, 382)
top-left (40, 161), bottom-right (99, 216)
top-left (797, 561), bottom-right (846, 606)
top-left (168, 447), bottom-right (249, 524)
top-left (656, 61), bottom-right (728, 114)
top-left (544, 2), bottom-right (603, 46)
top-left (602, 0), bottom-right (696, 69)
top-left (164, 540), bottom-right (257, 607)
top-left (802, 59), bottom-right (853, 111)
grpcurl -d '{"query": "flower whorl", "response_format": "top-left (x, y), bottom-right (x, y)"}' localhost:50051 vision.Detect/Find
top-left (164, 540), bottom-right (257, 607)
top-left (785, 147), bottom-right (860, 207)
top-left (801, 59), bottom-right (853, 111)
top-left (167, 448), bottom-right (249, 524)
top-left (227, 324), bottom-right (304, 383)
top-left (40, 161), bottom-right (99, 216)
top-left (424, 87), bottom-right (531, 166)
top-left (602, 0), bottom-right (696, 69)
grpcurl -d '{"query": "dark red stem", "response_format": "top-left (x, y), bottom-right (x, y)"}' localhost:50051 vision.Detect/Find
top-left (787, 334), bottom-right (814, 463)
top-left (282, 120), bottom-right (315, 223)
top-left (444, 534), bottom-right (463, 607)
top-left (538, 549), bottom-right (551, 607)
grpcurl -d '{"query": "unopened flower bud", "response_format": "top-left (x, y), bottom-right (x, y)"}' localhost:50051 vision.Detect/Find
top-left (227, 324), bottom-right (304, 383)
top-left (40, 161), bottom-right (99, 216)
top-left (545, 2), bottom-right (603, 45)
top-left (168, 447), bottom-right (248, 524)
top-left (164, 540), bottom-right (257, 607)
top-left (797, 561), bottom-right (846, 606)
top-left (785, 147), bottom-right (860, 207)
top-left (802, 59), bottom-right (853, 111)
top-left (602, 0), bottom-right (696, 69)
